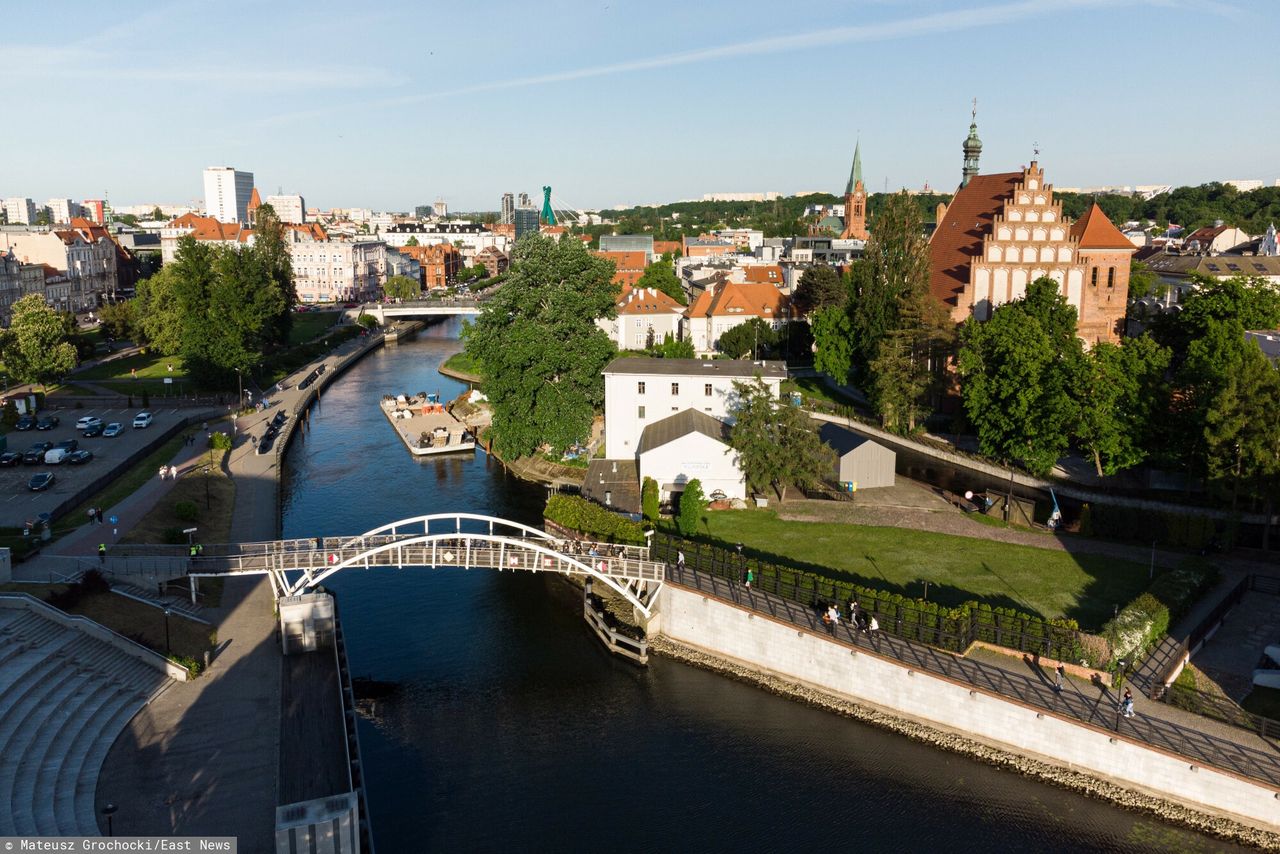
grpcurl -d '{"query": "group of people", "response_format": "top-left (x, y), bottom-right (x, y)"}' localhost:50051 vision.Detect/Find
top-left (158, 464), bottom-right (180, 480)
top-left (85, 506), bottom-right (105, 525)
top-left (822, 600), bottom-right (879, 636)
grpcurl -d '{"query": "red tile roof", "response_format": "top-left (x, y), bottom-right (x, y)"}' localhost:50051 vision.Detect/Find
top-left (285, 222), bottom-right (327, 241)
top-left (743, 264), bottom-right (783, 284)
top-left (595, 250), bottom-right (647, 271)
top-left (248, 188), bottom-right (262, 213)
top-left (686, 281), bottom-right (789, 319)
top-left (928, 171), bottom-right (1021, 307)
top-left (1071, 202), bottom-right (1134, 251)
top-left (615, 285), bottom-right (683, 316)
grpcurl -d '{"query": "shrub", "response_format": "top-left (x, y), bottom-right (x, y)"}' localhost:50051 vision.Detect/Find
top-left (641, 477), bottom-right (659, 524)
top-left (677, 479), bottom-right (705, 537)
top-left (209, 431), bottom-right (233, 451)
top-left (174, 501), bottom-right (199, 523)
top-left (170, 654), bottom-right (203, 677)
top-left (0, 400), bottom-right (17, 429)
top-left (356, 313), bottom-right (379, 329)
top-left (544, 493), bottom-right (645, 544)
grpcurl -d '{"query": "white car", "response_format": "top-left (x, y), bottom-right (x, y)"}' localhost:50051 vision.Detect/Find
top-left (132, 411), bottom-right (154, 428)
top-left (75, 416), bottom-right (103, 430)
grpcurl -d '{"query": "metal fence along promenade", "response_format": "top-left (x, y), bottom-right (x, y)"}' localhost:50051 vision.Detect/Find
top-left (666, 563), bottom-right (1280, 789)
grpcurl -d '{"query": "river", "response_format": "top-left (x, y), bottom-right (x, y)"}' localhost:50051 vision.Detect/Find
top-left (280, 318), bottom-right (1241, 853)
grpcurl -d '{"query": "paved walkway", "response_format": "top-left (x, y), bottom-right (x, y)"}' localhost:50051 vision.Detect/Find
top-left (93, 328), bottom-right (384, 851)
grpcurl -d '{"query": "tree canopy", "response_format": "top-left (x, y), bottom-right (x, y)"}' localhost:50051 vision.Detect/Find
top-left (716, 318), bottom-right (775, 359)
top-left (384, 275), bottom-right (421, 302)
top-left (793, 265), bottom-right (846, 316)
top-left (0, 294), bottom-right (77, 389)
top-left (729, 377), bottom-right (833, 500)
top-left (633, 259), bottom-right (686, 305)
top-left (462, 234), bottom-right (619, 457)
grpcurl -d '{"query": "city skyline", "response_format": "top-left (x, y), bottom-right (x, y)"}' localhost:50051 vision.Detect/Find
top-left (5, 0), bottom-right (1278, 211)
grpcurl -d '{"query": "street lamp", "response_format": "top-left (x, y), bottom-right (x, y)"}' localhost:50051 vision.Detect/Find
top-left (202, 464), bottom-right (211, 509)
top-left (101, 803), bottom-right (118, 836)
top-left (163, 609), bottom-right (172, 655)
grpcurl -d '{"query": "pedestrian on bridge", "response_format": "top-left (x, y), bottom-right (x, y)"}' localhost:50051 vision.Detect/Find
top-left (744, 568), bottom-right (754, 588)
top-left (1054, 662), bottom-right (1066, 693)
top-left (676, 550), bottom-right (685, 571)
top-left (98, 543), bottom-right (106, 564)
top-left (826, 604), bottom-right (840, 636)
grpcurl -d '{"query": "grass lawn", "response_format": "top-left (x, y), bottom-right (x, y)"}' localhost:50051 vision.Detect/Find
top-left (76, 351), bottom-right (186, 382)
top-left (782, 375), bottom-right (859, 406)
top-left (288, 311), bottom-right (340, 345)
top-left (120, 448), bottom-right (235, 546)
top-left (441, 350), bottom-right (481, 379)
top-left (692, 509), bottom-right (1150, 629)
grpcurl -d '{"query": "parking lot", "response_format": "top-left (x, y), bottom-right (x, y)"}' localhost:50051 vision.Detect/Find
top-left (1, 406), bottom-right (191, 527)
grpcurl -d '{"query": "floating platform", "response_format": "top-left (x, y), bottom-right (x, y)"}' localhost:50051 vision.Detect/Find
top-left (380, 393), bottom-right (476, 456)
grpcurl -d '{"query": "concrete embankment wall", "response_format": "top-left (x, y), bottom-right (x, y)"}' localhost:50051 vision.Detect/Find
top-left (657, 584), bottom-right (1280, 834)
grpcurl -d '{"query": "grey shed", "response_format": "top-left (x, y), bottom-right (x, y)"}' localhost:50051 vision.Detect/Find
top-left (819, 423), bottom-right (895, 489)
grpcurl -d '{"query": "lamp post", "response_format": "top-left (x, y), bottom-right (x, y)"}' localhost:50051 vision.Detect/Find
top-left (162, 609), bottom-right (171, 655)
top-left (202, 464), bottom-right (211, 509)
top-left (101, 803), bottom-right (117, 836)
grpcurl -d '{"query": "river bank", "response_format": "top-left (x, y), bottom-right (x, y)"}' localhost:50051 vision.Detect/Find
top-left (650, 635), bottom-right (1280, 850)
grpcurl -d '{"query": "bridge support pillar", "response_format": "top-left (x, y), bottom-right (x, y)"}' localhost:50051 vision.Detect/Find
top-left (279, 591), bottom-right (336, 655)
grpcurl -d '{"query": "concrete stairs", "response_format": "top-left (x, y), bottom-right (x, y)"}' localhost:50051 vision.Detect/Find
top-left (110, 580), bottom-right (207, 622)
top-left (0, 603), bottom-right (172, 835)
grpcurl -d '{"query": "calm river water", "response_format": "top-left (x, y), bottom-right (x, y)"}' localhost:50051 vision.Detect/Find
top-left (280, 318), bottom-right (1240, 853)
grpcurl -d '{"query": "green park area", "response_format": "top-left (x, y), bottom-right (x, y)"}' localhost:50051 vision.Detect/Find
top-left (286, 310), bottom-right (341, 345)
top-left (694, 510), bottom-right (1151, 630)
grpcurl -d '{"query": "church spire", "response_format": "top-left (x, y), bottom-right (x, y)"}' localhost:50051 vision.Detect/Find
top-left (962, 98), bottom-right (982, 188)
top-left (845, 139), bottom-right (863, 195)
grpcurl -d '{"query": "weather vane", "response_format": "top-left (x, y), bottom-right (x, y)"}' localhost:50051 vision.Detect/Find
top-left (1033, 141), bottom-right (1040, 158)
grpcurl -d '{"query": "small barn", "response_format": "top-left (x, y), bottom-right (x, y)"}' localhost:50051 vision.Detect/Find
top-left (819, 423), bottom-right (895, 490)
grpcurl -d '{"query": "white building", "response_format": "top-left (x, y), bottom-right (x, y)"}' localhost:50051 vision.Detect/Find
top-left (701, 192), bottom-right (782, 202)
top-left (46, 199), bottom-right (81, 223)
top-left (3, 198), bottom-right (37, 225)
top-left (683, 280), bottom-right (793, 357)
top-left (264, 194), bottom-right (306, 224)
top-left (0, 223), bottom-right (118, 310)
top-left (715, 228), bottom-right (765, 252)
top-left (203, 166), bottom-right (255, 223)
top-left (288, 232), bottom-right (387, 304)
top-left (602, 357), bottom-right (786, 459)
top-left (637, 409), bottom-right (746, 501)
top-left (595, 286), bottom-right (685, 350)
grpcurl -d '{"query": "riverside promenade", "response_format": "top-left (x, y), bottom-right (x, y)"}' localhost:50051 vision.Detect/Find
top-left (94, 328), bottom-right (386, 849)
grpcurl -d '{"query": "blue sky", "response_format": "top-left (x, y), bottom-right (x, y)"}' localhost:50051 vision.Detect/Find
top-left (6, 0), bottom-right (1277, 211)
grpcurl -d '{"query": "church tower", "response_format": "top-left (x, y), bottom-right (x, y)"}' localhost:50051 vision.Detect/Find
top-left (961, 100), bottom-right (982, 188)
top-left (840, 140), bottom-right (869, 240)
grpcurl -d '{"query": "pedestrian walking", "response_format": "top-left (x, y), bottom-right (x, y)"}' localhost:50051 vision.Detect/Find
top-left (826, 604), bottom-right (840, 636)
top-left (744, 568), bottom-right (754, 588)
top-left (1054, 662), bottom-right (1066, 693)
top-left (169, 465), bottom-right (178, 479)
top-left (87, 507), bottom-right (95, 525)
top-left (676, 550), bottom-right (685, 570)
top-left (867, 615), bottom-right (879, 635)
top-left (1121, 688), bottom-right (1135, 718)
top-left (98, 543), bottom-right (106, 564)
top-left (159, 465), bottom-right (167, 481)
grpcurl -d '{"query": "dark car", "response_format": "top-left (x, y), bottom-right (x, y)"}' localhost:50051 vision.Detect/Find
top-left (53, 439), bottom-right (79, 453)
top-left (82, 423), bottom-right (104, 438)
top-left (35, 415), bottom-right (60, 431)
top-left (28, 472), bottom-right (55, 491)
top-left (67, 450), bottom-right (94, 465)
top-left (23, 443), bottom-right (53, 465)
top-left (0, 452), bottom-right (21, 467)
top-left (14, 416), bottom-right (35, 431)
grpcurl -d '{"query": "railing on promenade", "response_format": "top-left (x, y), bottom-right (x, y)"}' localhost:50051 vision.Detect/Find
top-left (665, 561), bottom-right (1280, 788)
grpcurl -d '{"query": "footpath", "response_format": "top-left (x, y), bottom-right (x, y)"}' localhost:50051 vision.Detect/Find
top-left (92, 327), bottom-right (386, 848)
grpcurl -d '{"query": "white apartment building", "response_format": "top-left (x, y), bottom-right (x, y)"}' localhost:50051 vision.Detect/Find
top-left (602, 357), bottom-right (785, 459)
top-left (0, 226), bottom-right (116, 310)
top-left (288, 232), bottom-right (387, 304)
top-left (595, 286), bottom-right (685, 350)
top-left (4, 198), bottom-right (37, 225)
top-left (203, 166), bottom-right (255, 223)
top-left (264, 194), bottom-right (306, 224)
top-left (47, 199), bottom-right (81, 223)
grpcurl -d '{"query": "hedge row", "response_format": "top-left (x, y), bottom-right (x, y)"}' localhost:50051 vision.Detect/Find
top-left (544, 494), bottom-right (646, 544)
top-left (1078, 503), bottom-right (1229, 551)
top-left (1101, 562), bottom-right (1217, 664)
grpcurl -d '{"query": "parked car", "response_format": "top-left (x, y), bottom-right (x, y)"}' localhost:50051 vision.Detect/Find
top-left (103, 422), bottom-right (124, 437)
top-left (132, 411), bottom-right (154, 428)
top-left (23, 443), bottom-right (52, 465)
top-left (43, 448), bottom-right (69, 465)
top-left (53, 439), bottom-right (78, 453)
top-left (82, 422), bottom-right (104, 437)
top-left (67, 450), bottom-right (94, 465)
top-left (75, 416), bottom-right (103, 431)
top-left (28, 472), bottom-right (54, 491)
top-left (0, 451), bottom-right (21, 467)
top-left (35, 415), bottom-right (59, 431)
top-left (14, 416), bottom-right (35, 431)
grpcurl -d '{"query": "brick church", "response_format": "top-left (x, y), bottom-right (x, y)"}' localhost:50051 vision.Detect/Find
top-left (929, 114), bottom-right (1134, 346)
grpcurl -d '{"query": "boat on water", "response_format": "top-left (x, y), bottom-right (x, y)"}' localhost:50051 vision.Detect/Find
top-left (379, 392), bottom-right (476, 457)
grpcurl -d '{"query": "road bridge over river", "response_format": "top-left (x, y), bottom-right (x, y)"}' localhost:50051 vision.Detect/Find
top-left (343, 296), bottom-right (486, 324)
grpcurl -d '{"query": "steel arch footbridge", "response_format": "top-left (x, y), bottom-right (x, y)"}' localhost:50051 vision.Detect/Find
top-left (161, 514), bottom-right (664, 617)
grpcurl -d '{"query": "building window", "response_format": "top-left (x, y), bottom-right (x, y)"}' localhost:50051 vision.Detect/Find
top-left (671, 383), bottom-right (679, 395)
top-left (637, 382), bottom-right (646, 395)
top-left (1107, 267), bottom-right (1115, 288)
top-left (638, 406), bottom-right (646, 420)
top-left (1090, 267), bottom-right (1098, 287)
top-left (704, 383), bottom-right (713, 397)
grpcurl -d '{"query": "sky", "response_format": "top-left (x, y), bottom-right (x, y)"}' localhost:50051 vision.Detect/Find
top-left (5, 0), bottom-right (1278, 212)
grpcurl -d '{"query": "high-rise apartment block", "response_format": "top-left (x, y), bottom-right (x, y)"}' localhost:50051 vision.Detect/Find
top-left (47, 199), bottom-right (82, 224)
top-left (80, 200), bottom-right (106, 225)
top-left (3, 198), bottom-right (37, 225)
top-left (500, 193), bottom-right (515, 225)
top-left (203, 166), bottom-right (255, 223)
top-left (264, 194), bottom-right (306, 224)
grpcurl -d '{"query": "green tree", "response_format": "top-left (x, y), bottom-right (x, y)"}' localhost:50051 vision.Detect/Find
top-left (462, 234), bottom-right (618, 457)
top-left (97, 300), bottom-right (136, 342)
top-left (1076, 336), bottom-right (1171, 476)
top-left (0, 294), bottom-right (78, 390)
top-left (793, 265), bottom-right (846, 316)
top-left (641, 476), bottom-right (659, 523)
top-left (851, 194), bottom-right (932, 374)
top-left (634, 259), bottom-right (686, 305)
top-left (656, 332), bottom-right (694, 359)
top-left (810, 305), bottom-right (853, 381)
top-left (677, 479), bottom-right (706, 536)
top-left (250, 204), bottom-right (295, 344)
top-left (1153, 275), bottom-right (1280, 358)
top-left (405, 236), bottom-right (420, 247)
top-left (384, 275), bottom-right (421, 302)
top-left (34, 208), bottom-right (51, 226)
top-left (729, 377), bottom-right (834, 500)
top-left (717, 318), bottom-right (775, 359)
top-left (869, 333), bottom-right (930, 433)
top-left (1127, 260), bottom-right (1163, 300)
top-left (957, 279), bottom-right (1080, 476)
top-left (134, 266), bottom-right (184, 353)
top-left (151, 206), bottom-right (165, 221)
top-left (1203, 342), bottom-right (1280, 514)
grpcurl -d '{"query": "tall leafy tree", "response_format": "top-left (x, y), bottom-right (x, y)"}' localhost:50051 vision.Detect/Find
top-left (384, 275), bottom-right (421, 302)
top-left (793, 265), bottom-right (846, 316)
top-left (810, 306), bottom-right (853, 381)
top-left (1076, 335), bottom-right (1171, 476)
top-left (134, 266), bottom-right (184, 353)
top-left (957, 279), bottom-right (1080, 475)
top-left (250, 204), bottom-right (295, 344)
top-left (869, 333), bottom-right (930, 433)
top-left (0, 294), bottom-right (77, 390)
top-left (729, 377), bottom-right (834, 500)
top-left (1203, 342), bottom-right (1280, 514)
top-left (717, 318), bottom-right (775, 359)
top-left (851, 193), bottom-right (932, 373)
top-left (462, 234), bottom-right (618, 457)
top-left (633, 258), bottom-right (686, 305)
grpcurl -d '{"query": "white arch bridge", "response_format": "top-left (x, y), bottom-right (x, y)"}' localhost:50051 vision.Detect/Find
top-left (103, 514), bottom-right (666, 617)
